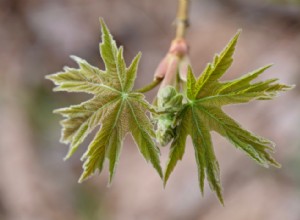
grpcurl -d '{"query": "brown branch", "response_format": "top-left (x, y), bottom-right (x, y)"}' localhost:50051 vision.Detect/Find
top-left (175, 0), bottom-right (190, 39)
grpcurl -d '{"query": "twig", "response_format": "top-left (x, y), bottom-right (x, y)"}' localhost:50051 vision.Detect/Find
top-left (175, 0), bottom-right (190, 39)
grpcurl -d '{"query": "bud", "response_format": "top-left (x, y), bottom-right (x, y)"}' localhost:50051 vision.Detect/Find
top-left (155, 86), bottom-right (184, 146)
top-left (154, 39), bottom-right (190, 90)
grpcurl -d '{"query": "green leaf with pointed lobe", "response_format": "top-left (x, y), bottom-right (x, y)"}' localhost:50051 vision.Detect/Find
top-left (46, 19), bottom-right (162, 183)
top-left (164, 31), bottom-right (293, 204)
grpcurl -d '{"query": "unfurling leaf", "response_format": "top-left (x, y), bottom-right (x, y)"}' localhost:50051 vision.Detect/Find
top-left (164, 31), bottom-right (293, 204)
top-left (46, 19), bottom-right (162, 183)
top-left (154, 86), bottom-right (184, 146)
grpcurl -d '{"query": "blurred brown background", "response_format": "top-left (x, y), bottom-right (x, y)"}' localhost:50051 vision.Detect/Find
top-left (0, 0), bottom-right (300, 220)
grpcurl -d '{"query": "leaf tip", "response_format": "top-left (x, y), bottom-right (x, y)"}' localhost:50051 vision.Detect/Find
top-left (274, 163), bottom-right (282, 168)
top-left (69, 55), bottom-right (82, 64)
top-left (52, 108), bottom-right (61, 114)
top-left (63, 155), bottom-right (70, 161)
top-left (220, 199), bottom-right (225, 206)
top-left (163, 178), bottom-right (168, 188)
top-left (108, 167), bottom-right (116, 186)
top-left (200, 189), bottom-right (204, 197)
top-left (78, 175), bottom-right (85, 184)
top-left (286, 84), bottom-right (296, 90)
top-left (63, 151), bottom-right (73, 161)
top-left (78, 169), bottom-right (93, 183)
top-left (157, 168), bottom-right (164, 180)
top-left (136, 51), bottom-right (142, 60)
top-left (99, 17), bottom-right (109, 35)
top-left (230, 29), bottom-right (242, 47)
top-left (45, 74), bottom-right (51, 80)
top-left (163, 168), bottom-right (172, 187)
top-left (99, 17), bottom-right (105, 27)
top-left (187, 65), bottom-right (194, 76)
top-left (216, 191), bottom-right (225, 205)
top-left (118, 45), bottom-right (124, 53)
top-left (107, 179), bottom-right (113, 187)
top-left (263, 63), bottom-right (274, 70)
top-left (45, 74), bottom-right (56, 83)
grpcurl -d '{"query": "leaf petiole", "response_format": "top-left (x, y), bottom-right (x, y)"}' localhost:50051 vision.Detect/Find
top-left (135, 78), bottom-right (163, 93)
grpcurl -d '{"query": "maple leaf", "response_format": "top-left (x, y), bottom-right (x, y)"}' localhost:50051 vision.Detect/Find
top-left (164, 31), bottom-right (293, 204)
top-left (46, 19), bottom-right (162, 183)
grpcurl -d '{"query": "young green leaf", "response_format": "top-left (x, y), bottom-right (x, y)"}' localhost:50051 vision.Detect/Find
top-left (154, 86), bottom-right (184, 146)
top-left (164, 31), bottom-right (293, 204)
top-left (46, 19), bottom-right (162, 183)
